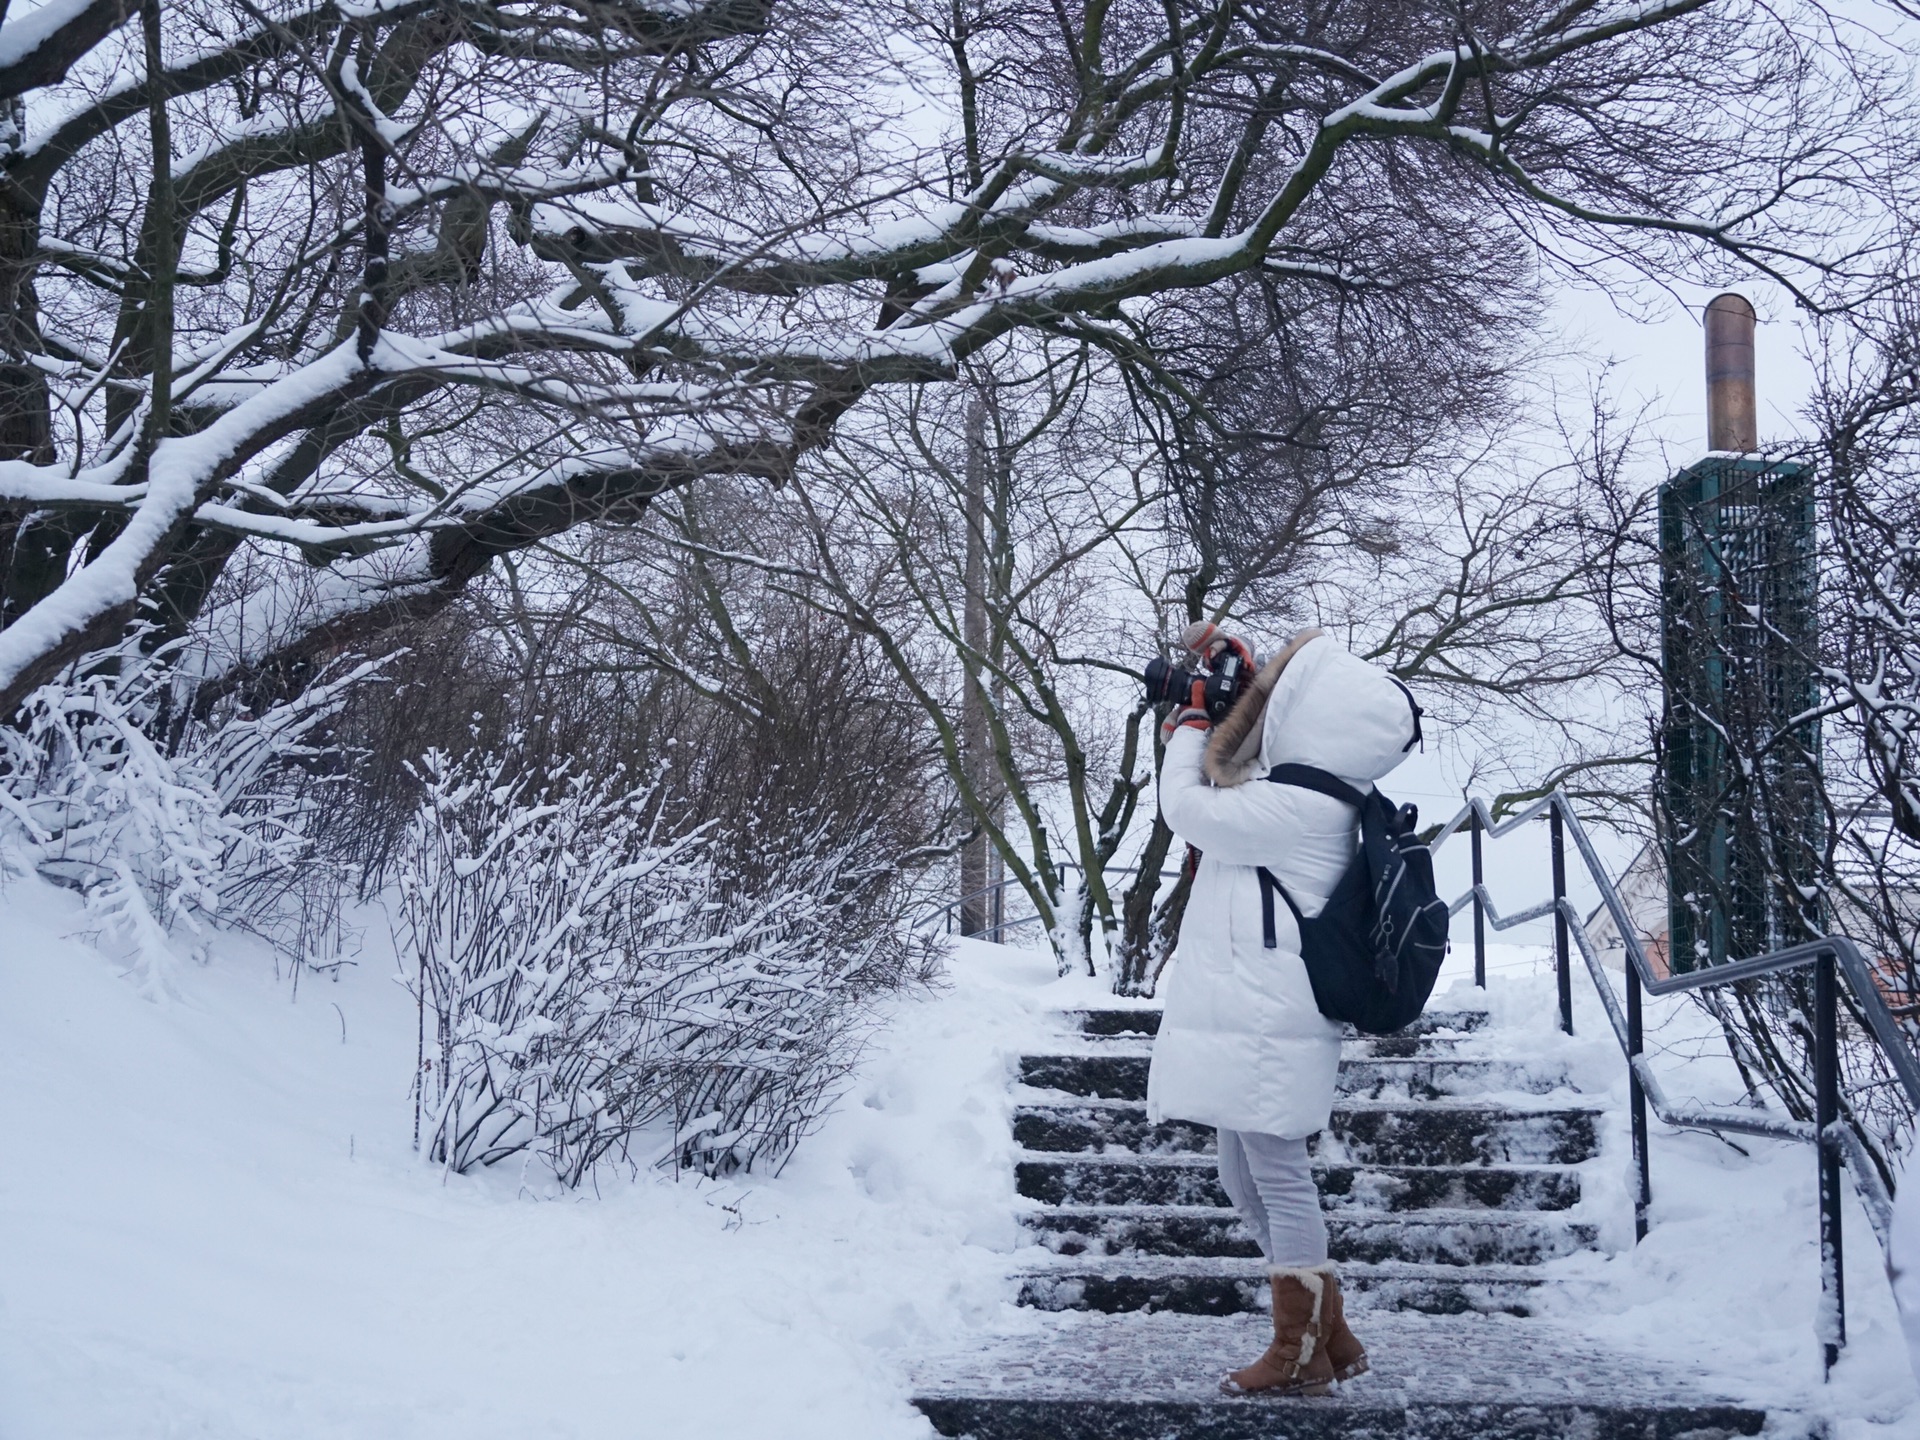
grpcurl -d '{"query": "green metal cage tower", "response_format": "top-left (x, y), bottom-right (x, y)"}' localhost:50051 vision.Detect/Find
top-left (1659, 295), bottom-right (1821, 971)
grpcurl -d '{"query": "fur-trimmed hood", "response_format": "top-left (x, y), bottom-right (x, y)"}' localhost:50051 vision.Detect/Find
top-left (1204, 632), bottom-right (1419, 789)
top-left (1202, 627), bottom-right (1320, 786)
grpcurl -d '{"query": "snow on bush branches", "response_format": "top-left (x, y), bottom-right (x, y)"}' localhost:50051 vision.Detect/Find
top-left (0, 646), bottom-right (377, 997)
top-left (398, 746), bottom-right (932, 1185)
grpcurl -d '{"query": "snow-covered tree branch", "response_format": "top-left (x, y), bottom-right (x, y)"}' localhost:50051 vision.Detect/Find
top-left (1, 0), bottom-right (1899, 713)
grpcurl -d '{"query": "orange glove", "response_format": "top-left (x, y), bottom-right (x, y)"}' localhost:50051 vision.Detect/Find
top-left (1159, 677), bottom-right (1210, 741)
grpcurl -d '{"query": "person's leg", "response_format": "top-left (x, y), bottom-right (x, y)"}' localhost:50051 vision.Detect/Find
top-left (1214, 1128), bottom-right (1273, 1264)
top-left (1237, 1132), bottom-right (1328, 1266)
top-left (1220, 1131), bottom-right (1366, 1396)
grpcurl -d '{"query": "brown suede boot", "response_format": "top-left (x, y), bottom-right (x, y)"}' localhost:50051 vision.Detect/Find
top-left (1219, 1267), bottom-right (1335, 1397)
top-left (1319, 1266), bottom-right (1369, 1382)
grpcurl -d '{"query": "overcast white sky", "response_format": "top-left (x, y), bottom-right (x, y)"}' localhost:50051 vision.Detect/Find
top-left (1393, 275), bottom-right (1824, 949)
top-left (1558, 279), bottom-right (1822, 458)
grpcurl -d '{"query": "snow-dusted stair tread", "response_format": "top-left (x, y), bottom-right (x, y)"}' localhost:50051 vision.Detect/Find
top-left (1012, 1255), bottom-right (1584, 1318)
top-left (1013, 1097), bottom-right (1604, 1165)
top-left (1024, 1203), bottom-right (1600, 1266)
top-left (1015, 1152), bottom-right (1581, 1210)
top-left (910, 1312), bottom-right (1773, 1437)
top-left (1018, 1053), bottom-right (1570, 1102)
top-left (1013, 1254), bottom-right (1570, 1280)
top-left (1075, 1030), bottom-right (1486, 1061)
top-left (1062, 1009), bottom-right (1495, 1039)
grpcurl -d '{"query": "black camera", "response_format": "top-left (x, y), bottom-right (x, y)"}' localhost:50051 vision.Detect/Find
top-left (1143, 647), bottom-right (1252, 723)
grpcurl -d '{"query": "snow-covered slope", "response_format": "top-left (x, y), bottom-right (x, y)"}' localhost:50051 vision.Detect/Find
top-left (0, 873), bottom-right (1102, 1439)
top-left (3, 869), bottom-right (1915, 1437)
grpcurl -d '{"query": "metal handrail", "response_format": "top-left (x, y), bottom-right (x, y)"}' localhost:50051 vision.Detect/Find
top-left (1433, 789), bottom-right (1920, 1374)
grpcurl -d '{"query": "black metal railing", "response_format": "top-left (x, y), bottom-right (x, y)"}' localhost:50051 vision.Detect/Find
top-left (1433, 790), bottom-right (1920, 1374)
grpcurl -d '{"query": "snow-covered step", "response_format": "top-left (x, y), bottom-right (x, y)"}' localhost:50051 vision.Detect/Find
top-left (1073, 1028), bottom-right (1481, 1060)
top-left (1015, 1154), bottom-right (1581, 1212)
top-left (1016, 1053), bottom-right (1150, 1100)
top-left (1043, 1035), bottom-right (1487, 1067)
top-left (1322, 1208), bottom-right (1600, 1267)
top-left (1012, 1256), bottom-right (1572, 1318)
top-left (1017, 1053), bottom-right (1570, 1103)
top-left (909, 1312), bottom-right (1777, 1438)
top-left (1074, 1009), bottom-right (1166, 1038)
top-left (1011, 1098), bottom-right (1604, 1166)
top-left (1327, 1100), bottom-right (1603, 1168)
top-left (1024, 1204), bottom-right (1600, 1267)
top-left (1068, 1008), bottom-right (1492, 1040)
top-left (1317, 1161), bottom-right (1579, 1213)
top-left (1337, 1057), bottom-right (1571, 1100)
top-left (1011, 1100), bottom-right (1214, 1156)
top-left (1346, 1031), bottom-right (1477, 1059)
top-left (1344, 1009), bottom-right (1492, 1038)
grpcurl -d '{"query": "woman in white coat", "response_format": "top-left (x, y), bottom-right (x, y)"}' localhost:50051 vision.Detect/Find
top-left (1148, 626), bottom-right (1423, 1397)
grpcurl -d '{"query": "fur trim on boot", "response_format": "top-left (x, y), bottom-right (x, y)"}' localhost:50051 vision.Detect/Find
top-left (1202, 628), bottom-right (1325, 788)
top-left (1317, 1264), bottom-right (1369, 1382)
top-left (1219, 1265), bottom-right (1336, 1397)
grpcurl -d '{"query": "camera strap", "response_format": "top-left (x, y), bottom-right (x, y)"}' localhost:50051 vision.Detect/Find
top-left (1257, 867), bottom-right (1303, 949)
top-left (1389, 678), bottom-right (1425, 752)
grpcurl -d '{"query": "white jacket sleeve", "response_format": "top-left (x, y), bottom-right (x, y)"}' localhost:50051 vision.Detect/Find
top-left (1158, 725), bottom-right (1314, 866)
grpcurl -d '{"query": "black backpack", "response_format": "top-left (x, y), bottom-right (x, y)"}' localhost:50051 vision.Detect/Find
top-left (1255, 764), bottom-right (1450, 1035)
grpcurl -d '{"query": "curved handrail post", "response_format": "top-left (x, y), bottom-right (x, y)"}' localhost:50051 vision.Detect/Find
top-left (1817, 948), bottom-right (1845, 1375)
top-left (1471, 811), bottom-right (1487, 989)
top-left (1551, 808), bottom-right (1572, 1035)
top-left (1626, 959), bottom-right (1651, 1242)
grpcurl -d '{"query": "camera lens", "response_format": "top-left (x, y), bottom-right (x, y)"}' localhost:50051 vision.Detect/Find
top-left (1143, 657), bottom-right (1181, 706)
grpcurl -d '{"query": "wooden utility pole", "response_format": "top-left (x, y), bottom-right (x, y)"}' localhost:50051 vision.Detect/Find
top-left (959, 391), bottom-right (1003, 937)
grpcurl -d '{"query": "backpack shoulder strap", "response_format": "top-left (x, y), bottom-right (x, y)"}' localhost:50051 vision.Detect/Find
top-left (1256, 866), bottom-right (1305, 950)
top-left (1388, 677), bottom-right (1424, 753)
top-left (1265, 763), bottom-right (1368, 809)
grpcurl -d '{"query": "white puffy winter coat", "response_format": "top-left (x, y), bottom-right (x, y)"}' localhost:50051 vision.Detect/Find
top-left (1146, 636), bottom-right (1421, 1139)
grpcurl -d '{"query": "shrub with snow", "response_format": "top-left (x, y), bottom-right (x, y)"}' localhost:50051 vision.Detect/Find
top-left (398, 745), bottom-right (935, 1186)
top-left (0, 645), bottom-right (378, 995)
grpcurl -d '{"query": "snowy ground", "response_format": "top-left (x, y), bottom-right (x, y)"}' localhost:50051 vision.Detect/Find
top-left (0, 875), bottom-right (1064, 1439)
top-left (2, 871), bottom-right (1915, 1437)
top-left (1427, 941), bottom-right (1920, 1436)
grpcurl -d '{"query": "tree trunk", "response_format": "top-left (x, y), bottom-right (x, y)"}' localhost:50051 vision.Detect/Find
top-left (0, 97), bottom-right (63, 633)
top-left (1113, 809), bottom-right (1177, 993)
top-left (1145, 864), bottom-right (1192, 991)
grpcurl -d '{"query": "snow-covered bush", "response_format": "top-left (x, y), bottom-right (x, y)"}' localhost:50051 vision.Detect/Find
top-left (0, 646), bottom-right (378, 995)
top-left (399, 746), bottom-right (933, 1185)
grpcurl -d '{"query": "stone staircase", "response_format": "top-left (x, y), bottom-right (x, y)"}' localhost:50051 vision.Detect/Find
top-left (910, 1005), bottom-right (1785, 1438)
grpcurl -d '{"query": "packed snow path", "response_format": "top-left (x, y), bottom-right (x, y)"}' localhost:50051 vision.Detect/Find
top-left (910, 1005), bottom-right (1786, 1438)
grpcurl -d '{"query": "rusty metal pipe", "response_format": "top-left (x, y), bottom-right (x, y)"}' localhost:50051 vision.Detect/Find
top-left (1704, 293), bottom-right (1757, 453)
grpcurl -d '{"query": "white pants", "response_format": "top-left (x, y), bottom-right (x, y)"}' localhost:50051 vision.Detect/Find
top-left (1216, 1127), bottom-right (1329, 1268)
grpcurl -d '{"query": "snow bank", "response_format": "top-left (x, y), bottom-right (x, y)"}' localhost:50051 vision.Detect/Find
top-left (5, 871), bottom-right (1913, 1437)
top-left (1421, 948), bottom-right (1919, 1435)
top-left (0, 874), bottom-right (1084, 1439)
